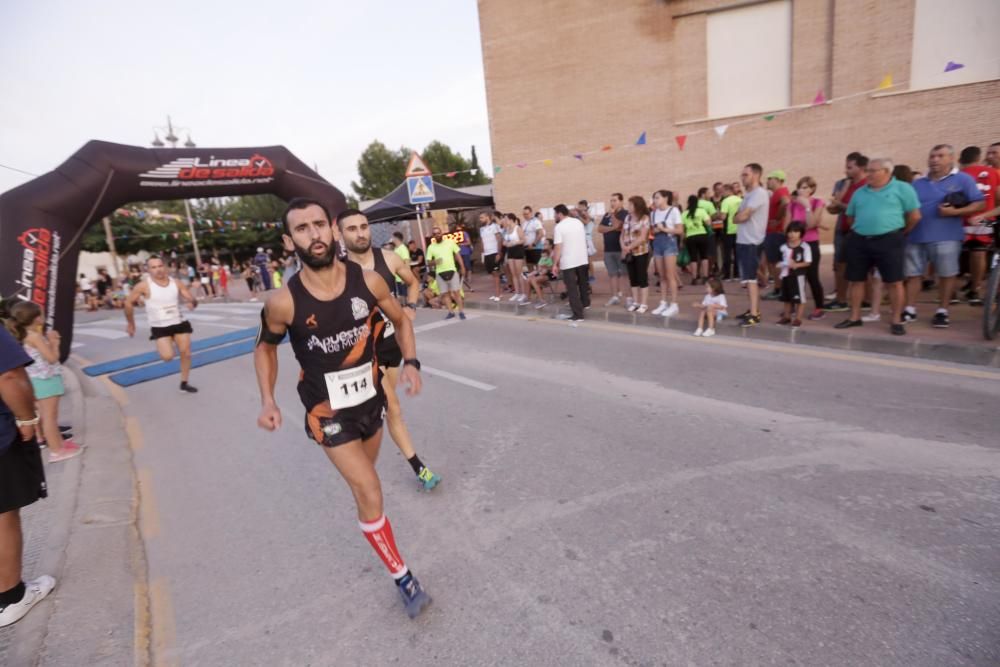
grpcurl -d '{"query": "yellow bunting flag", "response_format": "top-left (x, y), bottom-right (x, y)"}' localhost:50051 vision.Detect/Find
top-left (878, 74), bottom-right (893, 90)
top-left (543, 159), bottom-right (553, 166)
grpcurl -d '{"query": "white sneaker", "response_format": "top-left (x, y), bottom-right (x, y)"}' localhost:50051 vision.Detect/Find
top-left (861, 311), bottom-right (881, 322)
top-left (534, 301), bottom-right (547, 309)
top-left (605, 295), bottom-right (620, 306)
top-left (693, 328), bottom-right (703, 337)
top-left (508, 294), bottom-right (519, 302)
top-left (625, 297), bottom-right (635, 308)
top-left (627, 304), bottom-right (639, 312)
top-left (0, 575), bottom-right (56, 628)
top-left (489, 296), bottom-right (500, 302)
top-left (637, 304), bottom-right (648, 314)
top-left (702, 328), bottom-right (716, 337)
top-left (651, 301), bottom-right (668, 316)
top-left (662, 303), bottom-right (679, 318)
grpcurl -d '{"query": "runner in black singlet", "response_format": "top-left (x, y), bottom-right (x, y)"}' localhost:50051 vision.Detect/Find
top-left (340, 211), bottom-right (442, 491)
top-left (254, 198), bottom-right (431, 618)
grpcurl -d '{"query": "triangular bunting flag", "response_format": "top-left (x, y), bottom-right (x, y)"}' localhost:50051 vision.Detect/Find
top-left (763, 114), bottom-right (776, 121)
top-left (636, 131), bottom-right (647, 146)
top-left (573, 154), bottom-right (584, 161)
top-left (470, 169), bottom-right (478, 176)
top-left (714, 124), bottom-right (728, 139)
top-left (812, 90), bottom-right (826, 105)
top-left (601, 145), bottom-right (613, 152)
top-left (445, 171), bottom-right (457, 178)
top-left (674, 135), bottom-right (687, 151)
top-left (516, 162), bottom-right (527, 168)
top-left (878, 74), bottom-right (893, 90)
top-left (494, 166), bottom-right (502, 174)
top-left (944, 60), bottom-right (964, 72)
top-left (543, 159), bottom-right (553, 166)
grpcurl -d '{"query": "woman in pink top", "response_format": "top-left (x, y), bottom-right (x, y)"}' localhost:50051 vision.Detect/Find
top-left (790, 176), bottom-right (828, 319)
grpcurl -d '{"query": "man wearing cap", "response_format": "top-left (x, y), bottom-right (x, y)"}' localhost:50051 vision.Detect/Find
top-left (763, 170), bottom-right (791, 299)
top-left (254, 246), bottom-right (272, 291)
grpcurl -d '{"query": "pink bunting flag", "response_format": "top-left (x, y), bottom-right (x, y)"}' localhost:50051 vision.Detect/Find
top-left (674, 135), bottom-right (687, 151)
top-left (516, 163), bottom-right (527, 168)
top-left (812, 90), bottom-right (826, 105)
top-left (445, 171), bottom-right (457, 178)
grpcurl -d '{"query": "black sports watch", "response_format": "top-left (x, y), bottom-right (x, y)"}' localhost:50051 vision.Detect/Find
top-left (403, 302), bottom-right (416, 310)
top-left (403, 358), bottom-right (421, 371)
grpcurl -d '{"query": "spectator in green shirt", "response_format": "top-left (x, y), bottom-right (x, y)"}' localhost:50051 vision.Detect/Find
top-left (390, 232), bottom-right (411, 299)
top-left (425, 227), bottom-right (466, 320)
top-left (719, 184), bottom-right (743, 280)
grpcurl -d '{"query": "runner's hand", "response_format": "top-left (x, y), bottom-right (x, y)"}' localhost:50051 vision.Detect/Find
top-left (404, 307), bottom-right (416, 322)
top-left (399, 365), bottom-right (422, 397)
top-left (126, 322), bottom-right (136, 338)
top-left (18, 424), bottom-right (35, 442)
top-left (257, 403), bottom-right (282, 431)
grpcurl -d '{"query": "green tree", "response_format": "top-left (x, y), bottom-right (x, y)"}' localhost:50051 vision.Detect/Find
top-left (350, 141), bottom-right (410, 201)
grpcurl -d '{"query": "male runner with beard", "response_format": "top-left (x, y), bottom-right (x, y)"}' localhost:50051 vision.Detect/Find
top-left (254, 198), bottom-right (430, 618)
top-left (339, 210), bottom-right (442, 491)
top-left (125, 255), bottom-right (199, 393)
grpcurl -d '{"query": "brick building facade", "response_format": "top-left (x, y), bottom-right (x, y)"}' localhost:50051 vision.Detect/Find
top-left (478, 0), bottom-right (1000, 234)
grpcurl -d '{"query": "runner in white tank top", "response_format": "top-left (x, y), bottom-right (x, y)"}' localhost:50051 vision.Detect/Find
top-left (124, 255), bottom-right (200, 393)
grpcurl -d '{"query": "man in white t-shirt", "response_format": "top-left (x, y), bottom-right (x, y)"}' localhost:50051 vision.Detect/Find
top-left (522, 206), bottom-right (545, 269)
top-left (733, 163), bottom-right (770, 327)
top-left (551, 204), bottom-right (590, 323)
top-left (478, 211), bottom-right (504, 302)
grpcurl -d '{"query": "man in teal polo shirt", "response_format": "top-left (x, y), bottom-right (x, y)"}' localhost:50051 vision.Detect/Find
top-left (835, 158), bottom-right (921, 335)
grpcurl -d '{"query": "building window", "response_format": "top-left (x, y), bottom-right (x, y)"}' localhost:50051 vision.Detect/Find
top-left (706, 0), bottom-right (792, 118)
top-left (910, 0), bottom-right (1000, 91)
top-left (706, 0), bottom-right (791, 119)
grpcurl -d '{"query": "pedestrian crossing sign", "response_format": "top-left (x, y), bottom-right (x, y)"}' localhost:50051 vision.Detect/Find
top-left (407, 175), bottom-right (436, 204)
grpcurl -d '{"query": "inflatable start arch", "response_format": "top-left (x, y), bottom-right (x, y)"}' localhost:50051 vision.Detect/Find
top-left (0, 140), bottom-right (347, 360)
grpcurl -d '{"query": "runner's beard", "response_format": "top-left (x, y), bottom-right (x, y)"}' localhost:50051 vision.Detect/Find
top-left (294, 240), bottom-right (336, 269)
top-left (344, 237), bottom-right (371, 254)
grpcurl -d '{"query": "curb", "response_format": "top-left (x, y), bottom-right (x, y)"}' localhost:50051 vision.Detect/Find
top-left (462, 300), bottom-right (1000, 368)
top-left (2, 366), bottom-right (87, 667)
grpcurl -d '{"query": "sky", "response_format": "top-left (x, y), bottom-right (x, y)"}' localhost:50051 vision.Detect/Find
top-left (0, 0), bottom-right (492, 197)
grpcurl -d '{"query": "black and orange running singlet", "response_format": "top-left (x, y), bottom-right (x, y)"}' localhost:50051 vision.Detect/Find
top-left (287, 261), bottom-right (385, 416)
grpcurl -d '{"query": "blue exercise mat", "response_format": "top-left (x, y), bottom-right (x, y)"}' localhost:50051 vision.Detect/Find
top-left (83, 327), bottom-right (258, 376)
top-left (108, 337), bottom-right (278, 387)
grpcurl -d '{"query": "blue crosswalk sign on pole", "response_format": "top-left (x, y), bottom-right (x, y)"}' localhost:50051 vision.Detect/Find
top-left (407, 175), bottom-right (436, 204)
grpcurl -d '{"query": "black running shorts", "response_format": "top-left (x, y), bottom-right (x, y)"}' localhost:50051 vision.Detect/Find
top-left (0, 438), bottom-right (47, 514)
top-left (304, 398), bottom-right (387, 448)
top-left (150, 320), bottom-right (193, 340)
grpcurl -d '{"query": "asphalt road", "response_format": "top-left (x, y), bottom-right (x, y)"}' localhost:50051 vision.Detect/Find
top-left (67, 302), bottom-right (1000, 666)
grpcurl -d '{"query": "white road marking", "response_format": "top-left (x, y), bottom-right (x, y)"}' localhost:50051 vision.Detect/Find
top-left (183, 313), bottom-right (225, 322)
top-left (71, 342), bottom-right (85, 349)
top-left (421, 366), bottom-right (495, 391)
top-left (413, 315), bottom-right (478, 334)
top-left (74, 327), bottom-right (129, 340)
top-left (192, 322), bottom-right (253, 330)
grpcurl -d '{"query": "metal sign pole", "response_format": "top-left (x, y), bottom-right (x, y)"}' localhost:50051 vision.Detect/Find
top-left (417, 205), bottom-right (427, 253)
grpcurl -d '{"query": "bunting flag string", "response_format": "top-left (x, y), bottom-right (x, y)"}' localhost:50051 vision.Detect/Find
top-left (477, 57), bottom-right (997, 176)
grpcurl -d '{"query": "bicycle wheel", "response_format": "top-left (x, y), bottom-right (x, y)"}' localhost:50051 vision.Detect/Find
top-left (983, 262), bottom-right (1000, 340)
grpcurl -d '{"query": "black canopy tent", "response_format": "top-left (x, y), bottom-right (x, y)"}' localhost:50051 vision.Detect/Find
top-left (361, 180), bottom-right (493, 223)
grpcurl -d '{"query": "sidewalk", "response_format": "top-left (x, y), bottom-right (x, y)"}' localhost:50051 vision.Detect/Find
top-left (0, 365), bottom-right (143, 667)
top-left (457, 262), bottom-right (1000, 368)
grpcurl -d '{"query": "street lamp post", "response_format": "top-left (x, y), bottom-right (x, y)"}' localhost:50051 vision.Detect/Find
top-left (152, 116), bottom-right (203, 267)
